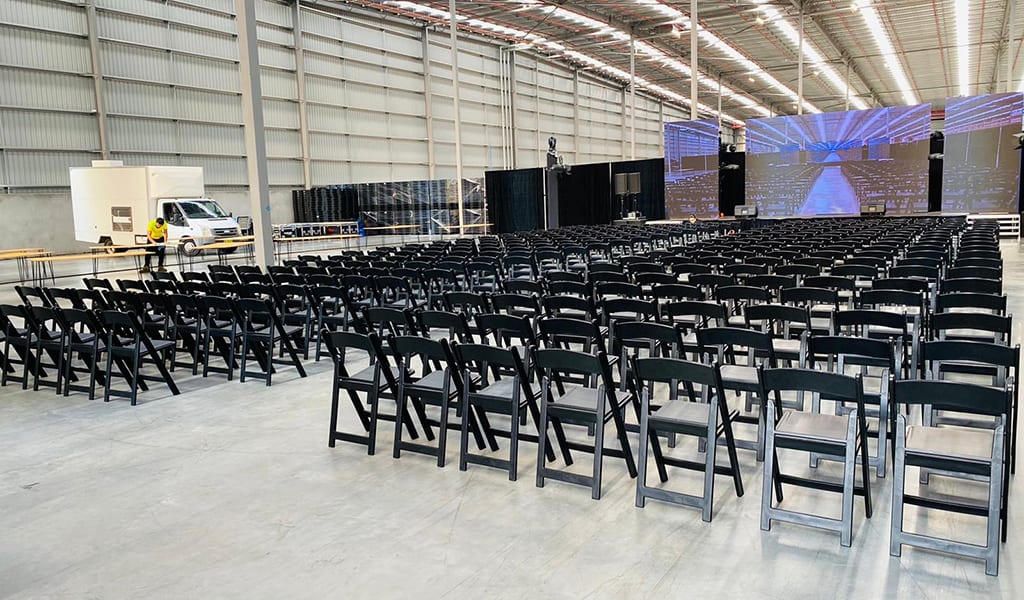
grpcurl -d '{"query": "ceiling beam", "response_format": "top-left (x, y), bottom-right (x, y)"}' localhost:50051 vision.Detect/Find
top-left (788, 0), bottom-right (884, 107)
top-left (988, 0), bottom-right (1014, 93)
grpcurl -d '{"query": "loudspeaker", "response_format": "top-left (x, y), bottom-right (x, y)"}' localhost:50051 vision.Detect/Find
top-left (626, 172), bottom-right (641, 195)
top-left (735, 204), bottom-right (758, 217)
top-left (861, 202), bottom-right (886, 216)
top-left (613, 173), bottom-right (629, 196)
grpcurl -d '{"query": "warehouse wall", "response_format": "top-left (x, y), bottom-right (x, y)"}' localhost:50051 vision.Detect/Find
top-left (0, 0), bottom-right (702, 251)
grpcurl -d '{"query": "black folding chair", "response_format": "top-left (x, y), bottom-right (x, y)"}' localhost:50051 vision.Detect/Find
top-left (99, 310), bottom-right (180, 405)
top-left (534, 348), bottom-right (637, 500)
top-left (758, 367), bottom-right (872, 547)
top-left (324, 330), bottom-right (423, 455)
top-left (631, 357), bottom-right (743, 521)
top-left (390, 335), bottom-right (488, 467)
top-left (890, 379), bottom-right (1009, 576)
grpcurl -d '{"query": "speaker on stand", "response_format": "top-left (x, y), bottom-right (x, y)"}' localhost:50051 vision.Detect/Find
top-left (613, 173), bottom-right (628, 220)
top-left (626, 172), bottom-right (641, 217)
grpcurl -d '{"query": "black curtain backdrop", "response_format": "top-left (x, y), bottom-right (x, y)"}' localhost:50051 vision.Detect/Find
top-left (928, 134), bottom-right (943, 212)
top-left (611, 158), bottom-right (666, 220)
top-left (557, 162), bottom-right (611, 226)
top-left (484, 168), bottom-right (545, 233)
top-left (719, 151), bottom-right (745, 216)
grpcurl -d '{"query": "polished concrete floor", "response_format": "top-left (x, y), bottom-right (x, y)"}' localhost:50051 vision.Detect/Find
top-left (1, 241), bottom-right (1022, 599)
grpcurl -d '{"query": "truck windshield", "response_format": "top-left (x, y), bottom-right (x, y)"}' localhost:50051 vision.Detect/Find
top-left (178, 200), bottom-right (228, 219)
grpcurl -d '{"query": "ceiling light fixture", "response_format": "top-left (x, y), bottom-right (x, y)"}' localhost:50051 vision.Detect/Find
top-left (854, 0), bottom-right (918, 105)
top-left (954, 0), bottom-right (970, 96)
top-left (380, 1), bottom-right (747, 123)
top-left (749, 0), bottom-right (869, 110)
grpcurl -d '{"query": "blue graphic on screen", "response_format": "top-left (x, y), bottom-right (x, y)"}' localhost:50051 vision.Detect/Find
top-left (746, 105), bottom-right (931, 216)
top-left (942, 93), bottom-right (1023, 213)
top-left (664, 119), bottom-right (720, 218)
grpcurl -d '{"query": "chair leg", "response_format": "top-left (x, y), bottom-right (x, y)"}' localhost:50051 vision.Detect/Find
top-left (592, 415), bottom-right (605, 501)
top-left (509, 405), bottom-right (520, 481)
top-left (760, 407), bottom-right (777, 532)
top-left (889, 418), bottom-right (906, 558)
top-left (635, 409), bottom-right (651, 508)
top-left (393, 382), bottom-right (407, 460)
top-left (328, 380), bottom-right (340, 448)
top-left (986, 426), bottom-right (1006, 575)
top-left (840, 411), bottom-right (858, 547)
top-left (702, 414), bottom-right (719, 523)
top-left (536, 396), bottom-right (549, 488)
top-left (459, 398), bottom-right (471, 472)
top-left (437, 394), bottom-right (450, 468)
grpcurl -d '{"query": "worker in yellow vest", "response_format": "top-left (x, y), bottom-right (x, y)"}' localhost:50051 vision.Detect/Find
top-left (141, 217), bottom-right (168, 273)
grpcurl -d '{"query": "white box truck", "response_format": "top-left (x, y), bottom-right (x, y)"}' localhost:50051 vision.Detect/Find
top-left (70, 161), bottom-right (241, 254)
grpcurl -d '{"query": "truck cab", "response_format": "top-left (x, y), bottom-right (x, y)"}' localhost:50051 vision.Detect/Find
top-left (158, 198), bottom-right (241, 254)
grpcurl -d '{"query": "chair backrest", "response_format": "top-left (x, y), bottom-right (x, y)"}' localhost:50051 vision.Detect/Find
top-left (697, 326), bottom-right (775, 364)
top-left (930, 311), bottom-right (1012, 342)
top-left (936, 292), bottom-right (1007, 315)
top-left (83, 277), bottom-right (115, 291)
top-left (893, 379), bottom-right (1009, 417)
top-left (759, 367), bottom-right (862, 403)
top-left (833, 309), bottom-right (907, 335)
top-left (662, 300), bottom-right (727, 329)
top-left (416, 309), bottom-right (472, 342)
top-left (942, 277), bottom-right (1001, 295)
top-left (922, 340), bottom-right (1019, 374)
top-left (651, 283), bottom-right (704, 302)
top-left (808, 334), bottom-right (895, 370)
top-left (363, 306), bottom-right (414, 336)
top-left (613, 321), bottom-right (684, 354)
top-left (601, 297), bottom-right (659, 323)
top-left (474, 312), bottom-right (536, 347)
top-left (537, 316), bottom-right (606, 350)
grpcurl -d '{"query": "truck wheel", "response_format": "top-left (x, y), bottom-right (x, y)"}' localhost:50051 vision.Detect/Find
top-left (179, 239), bottom-right (199, 256)
top-left (218, 247), bottom-right (238, 255)
top-left (100, 237), bottom-right (114, 254)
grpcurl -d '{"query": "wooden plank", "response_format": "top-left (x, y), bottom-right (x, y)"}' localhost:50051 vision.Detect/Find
top-left (30, 251), bottom-right (149, 263)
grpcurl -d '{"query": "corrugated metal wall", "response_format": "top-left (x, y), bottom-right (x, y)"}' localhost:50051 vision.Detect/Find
top-left (1, 0), bottom-right (688, 195)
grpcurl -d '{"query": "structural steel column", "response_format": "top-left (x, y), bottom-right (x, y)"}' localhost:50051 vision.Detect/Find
top-left (236, 0), bottom-right (274, 268)
top-left (690, 0), bottom-right (698, 120)
top-left (572, 68), bottom-right (580, 164)
top-left (1007, 0), bottom-right (1017, 92)
top-left (422, 28), bottom-right (436, 179)
top-left (630, 36), bottom-right (637, 160)
top-left (292, 0), bottom-right (311, 189)
top-left (85, 0), bottom-right (109, 160)
top-left (797, 6), bottom-right (804, 115)
top-left (449, 0), bottom-right (465, 236)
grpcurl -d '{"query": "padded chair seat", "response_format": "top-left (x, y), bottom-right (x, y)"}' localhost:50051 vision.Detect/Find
top-left (553, 385), bottom-right (632, 415)
top-left (773, 338), bottom-right (802, 356)
top-left (720, 364), bottom-right (759, 388)
top-left (473, 378), bottom-right (521, 401)
top-left (905, 425), bottom-right (994, 461)
top-left (652, 399), bottom-right (712, 426)
top-left (777, 411), bottom-right (850, 443)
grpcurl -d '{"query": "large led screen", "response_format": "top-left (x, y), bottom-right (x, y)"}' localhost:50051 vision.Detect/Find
top-left (942, 93), bottom-right (1023, 213)
top-left (664, 119), bottom-right (720, 218)
top-left (746, 105), bottom-right (931, 216)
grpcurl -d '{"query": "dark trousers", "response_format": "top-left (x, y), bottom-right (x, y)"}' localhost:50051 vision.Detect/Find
top-left (144, 241), bottom-right (166, 268)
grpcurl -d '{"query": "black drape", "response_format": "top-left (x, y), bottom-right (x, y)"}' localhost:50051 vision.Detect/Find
top-left (485, 168), bottom-right (545, 233)
top-left (719, 151), bottom-right (745, 216)
top-left (557, 162), bottom-right (611, 226)
top-left (610, 158), bottom-right (666, 220)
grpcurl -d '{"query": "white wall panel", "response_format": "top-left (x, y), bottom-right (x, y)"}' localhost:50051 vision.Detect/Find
top-left (0, 68), bottom-right (94, 112)
top-left (263, 98), bottom-right (299, 129)
top-left (260, 68), bottom-right (296, 99)
top-left (0, 0), bottom-right (86, 35)
top-left (0, 25), bottom-right (92, 73)
top-left (1, 110), bottom-right (98, 150)
top-left (5, 151), bottom-right (95, 187)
